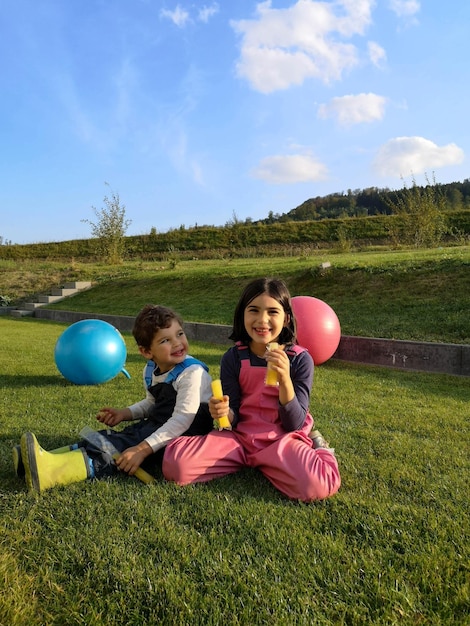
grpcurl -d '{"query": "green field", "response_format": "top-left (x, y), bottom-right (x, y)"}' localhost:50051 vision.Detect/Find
top-left (1, 331), bottom-right (469, 623)
top-left (1, 246), bottom-right (469, 624)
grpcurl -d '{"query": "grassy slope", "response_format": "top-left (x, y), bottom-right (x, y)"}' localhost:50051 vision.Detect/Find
top-left (3, 246), bottom-right (467, 344)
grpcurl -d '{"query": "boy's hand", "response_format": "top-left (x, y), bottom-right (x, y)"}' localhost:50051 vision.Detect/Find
top-left (114, 442), bottom-right (152, 475)
top-left (96, 407), bottom-right (128, 426)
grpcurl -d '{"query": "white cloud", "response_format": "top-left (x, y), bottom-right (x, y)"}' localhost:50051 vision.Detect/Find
top-left (368, 41), bottom-right (386, 68)
top-left (373, 136), bottom-right (464, 177)
top-left (160, 5), bottom-right (190, 28)
top-left (251, 153), bottom-right (329, 184)
top-left (160, 3), bottom-right (218, 27)
top-left (388, 0), bottom-right (420, 18)
top-left (198, 3), bottom-right (219, 23)
top-left (231, 0), bottom-right (375, 93)
top-left (318, 92), bottom-right (387, 126)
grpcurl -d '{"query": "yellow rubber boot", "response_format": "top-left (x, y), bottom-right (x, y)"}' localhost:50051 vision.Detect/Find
top-left (12, 443), bottom-right (78, 479)
top-left (21, 432), bottom-right (92, 493)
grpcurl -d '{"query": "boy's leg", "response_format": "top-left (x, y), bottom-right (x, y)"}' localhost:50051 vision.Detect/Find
top-left (250, 432), bottom-right (341, 502)
top-left (83, 421), bottom-right (159, 479)
top-left (163, 430), bottom-right (247, 485)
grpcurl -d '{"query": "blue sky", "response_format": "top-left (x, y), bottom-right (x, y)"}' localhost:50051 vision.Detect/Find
top-left (1, 0), bottom-right (468, 244)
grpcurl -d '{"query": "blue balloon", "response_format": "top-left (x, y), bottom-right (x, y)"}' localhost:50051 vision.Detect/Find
top-left (54, 319), bottom-right (130, 385)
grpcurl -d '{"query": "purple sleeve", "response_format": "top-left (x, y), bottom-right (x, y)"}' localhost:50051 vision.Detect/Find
top-left (279, 350), bottom-right (314, 431)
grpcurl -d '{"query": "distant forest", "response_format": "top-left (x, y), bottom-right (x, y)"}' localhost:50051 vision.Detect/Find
top-left (256, 178), bottom-right (470, 224)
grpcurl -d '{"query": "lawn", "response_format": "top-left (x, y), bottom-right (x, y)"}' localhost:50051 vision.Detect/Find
top-left (1, 245), bottom-right (469, 344)
top-left (0, 317), bottom-right (468, 625)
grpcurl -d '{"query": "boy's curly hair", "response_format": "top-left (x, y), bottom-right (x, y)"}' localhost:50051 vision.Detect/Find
top-left (132, 304), bottom-right (183, 349)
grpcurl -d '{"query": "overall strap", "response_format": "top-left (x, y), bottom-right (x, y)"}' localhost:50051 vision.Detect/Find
top-left (144, 360), bottom-right (155, 389)
top-left (235, 341), bottom-right (250, 361)
top-left (145, 357), bottom-right (208, 388)
top-left (163, 357), bottom-right (209, 386)
top-left (285, 344), bottom-right (306, 358)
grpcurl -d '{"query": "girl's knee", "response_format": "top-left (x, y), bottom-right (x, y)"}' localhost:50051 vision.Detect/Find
top-left (303, 477), bottom-right (341, 502)
top-left (303, 461), bottom-right (341, 502)
top-left (161, 442), bottom-right (184, 483)
top-left (162, 455), bottom-right (188, 484)
top-left (162, 437), bottom-right (206, 485)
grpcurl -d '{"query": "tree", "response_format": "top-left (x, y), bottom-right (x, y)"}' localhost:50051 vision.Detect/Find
top-left (82, 184), bottom-right (132, 264)
top-left (448, 188), bottom-right (463, 211)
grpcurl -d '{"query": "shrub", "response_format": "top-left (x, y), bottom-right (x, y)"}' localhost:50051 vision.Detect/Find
top-left (81, 184), bottom-right (132, 264)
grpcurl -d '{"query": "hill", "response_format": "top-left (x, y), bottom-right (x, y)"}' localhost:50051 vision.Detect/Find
top-left (258, 178), bottom-right (470, 223)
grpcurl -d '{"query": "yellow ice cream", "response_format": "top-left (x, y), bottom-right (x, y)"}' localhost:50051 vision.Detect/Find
top-left (265, 342), bottom-right (279, 386)
top-left (211, 379), bottom-right (231, 429)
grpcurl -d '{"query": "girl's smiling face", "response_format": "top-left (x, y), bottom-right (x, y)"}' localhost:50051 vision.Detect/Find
top-left (139, 319), bottom-right (189, 373)
top-left (244, 293), bottom-right (288, 355)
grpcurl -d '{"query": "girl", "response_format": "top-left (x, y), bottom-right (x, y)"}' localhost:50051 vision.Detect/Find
top-left (163, 278), bottom-right (341, 502)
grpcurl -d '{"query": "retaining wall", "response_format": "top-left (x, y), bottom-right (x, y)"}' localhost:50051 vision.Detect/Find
top-left (33, 309), bottom-right (470, 377)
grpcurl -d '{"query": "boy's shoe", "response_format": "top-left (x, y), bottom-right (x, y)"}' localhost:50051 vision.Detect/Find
top-left (310, 429), bottom-right (330, 450)
top-left (13, 441), bottom-right (80, 479)
top-left (12, 444), bottom-right (25, 478)
top-left (21, 432), bottom-right (91, 493)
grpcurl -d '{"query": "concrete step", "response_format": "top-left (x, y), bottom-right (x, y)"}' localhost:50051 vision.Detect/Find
top-left (37, 294), bottom-right (65, 303)
top-left (9, 309), bottom-right (34, 317)
top-left (63, 281), bottom-right (92, 290)
top-left (50, 288), bottom-right (79, 297)
top-left (14, 280), bottom-right (92, 314)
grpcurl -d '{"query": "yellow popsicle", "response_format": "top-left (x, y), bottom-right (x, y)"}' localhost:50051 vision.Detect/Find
top-left (112, 453), bottom-right (155, 484)
top-left (211, 379), bottom-right (232, 429)
top-left (265, 342), bottom-right (279, 386)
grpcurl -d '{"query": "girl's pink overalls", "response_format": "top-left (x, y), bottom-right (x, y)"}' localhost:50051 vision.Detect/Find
top-left (163, 346), bottom-right (341, 502)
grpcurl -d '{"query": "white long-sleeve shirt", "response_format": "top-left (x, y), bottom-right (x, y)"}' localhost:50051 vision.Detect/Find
top-left (127, 360), bottom-right (212, 452)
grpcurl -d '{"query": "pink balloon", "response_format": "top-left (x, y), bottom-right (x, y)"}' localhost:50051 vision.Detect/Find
top-left (291, 296), bottom-right (341, 365)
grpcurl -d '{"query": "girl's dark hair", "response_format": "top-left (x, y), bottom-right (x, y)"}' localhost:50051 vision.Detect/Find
top-left (229, 277), bottom-right (297, 344)
top-left (132, 304), bottom-right (183, 349)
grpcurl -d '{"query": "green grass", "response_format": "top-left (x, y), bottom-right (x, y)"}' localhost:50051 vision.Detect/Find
top-left (1, 317), bottom-right (469, 625)
top-left (1, 245), bottom-right (469, 343)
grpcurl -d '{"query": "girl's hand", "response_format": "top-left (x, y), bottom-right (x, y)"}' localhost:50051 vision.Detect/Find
top-left (96, 407), bottom-right (127, 426)
top-left (265, 346), bottom-right (295, 405)
top-left (265, 346), bottom-right (290, 385)
top-left (209, 395), bottom-right (230, 421)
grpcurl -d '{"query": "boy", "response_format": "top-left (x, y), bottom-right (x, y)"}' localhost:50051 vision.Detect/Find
top-left (17, 304), bottom-right (213, 493)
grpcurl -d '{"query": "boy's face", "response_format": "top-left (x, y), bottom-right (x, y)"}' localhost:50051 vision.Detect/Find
top-left (139, 319), bottom-right (189, 373)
